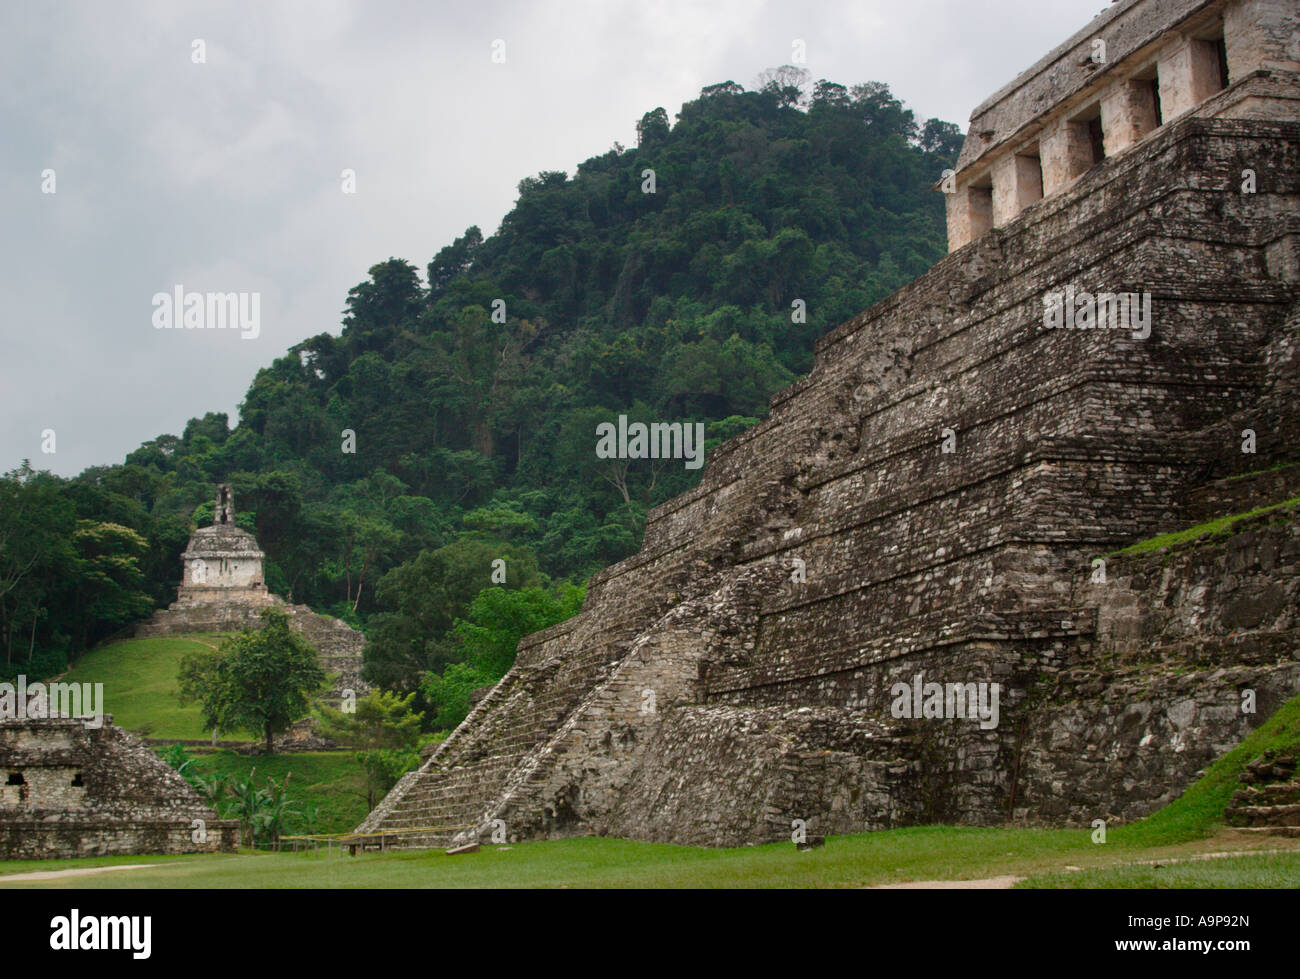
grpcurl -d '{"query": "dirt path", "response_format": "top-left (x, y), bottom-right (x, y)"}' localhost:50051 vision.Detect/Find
top-left (0, 864), bottom-right (157, 883)
top-left (870, 874), bottom-right (1023, 889)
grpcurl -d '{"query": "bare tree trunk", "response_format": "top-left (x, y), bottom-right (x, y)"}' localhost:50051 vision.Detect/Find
top-left (353, 555), bottom-right (370, 613)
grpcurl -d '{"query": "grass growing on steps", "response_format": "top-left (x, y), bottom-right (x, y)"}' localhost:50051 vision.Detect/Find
top-left (184, 750), bottom-right (369, 836)
top-left (1108, 689), bottom-right (1300, 848)
top-left (57, 636), bottom-right (237, 741)
top-left (1224, 460), bottom-right (1300, 482)
top-left (1108, 497), bottom-right (1300, 558)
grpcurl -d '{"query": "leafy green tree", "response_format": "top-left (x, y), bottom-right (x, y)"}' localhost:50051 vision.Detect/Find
top-left (354, 749), bottom-right (420, 812)
top-left (755, 65), bottom-right (810, 107)
top-left (636, 107), bottom-right (670, 146)
top-left (68, 520), bottom-right (153, 652)
top-left (422, 583), bottom-right (584, 729)
top-left (428, 226), bottom-right (483, 295)
top-left (421, 661), bottom-right (494, 732)
top-left (176, 646), bottom-right (237, 739)
top-left (0, 464), bottom-right (75, 669)
top-left (363, 538), bottom-right (543, 691)
top-left (178, 609), bottom-right (327, 753)
top-left (315, 689), bottom-right (424, 750)
top-left (451, 583), bottom-right (585, 678)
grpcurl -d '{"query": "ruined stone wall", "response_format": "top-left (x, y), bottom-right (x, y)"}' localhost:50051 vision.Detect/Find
top-left (1017, 503), bottom-right (1300, 825)
top-left (360, 77), bottom-right (1300, 848)
top-left (0, 716), bottom-right (237, 859)
top-left (135, 596), bottom-right (368, 706)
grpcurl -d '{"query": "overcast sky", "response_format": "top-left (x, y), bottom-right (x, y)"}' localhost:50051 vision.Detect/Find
top-left (1, 0), bottom-right (1112, 477)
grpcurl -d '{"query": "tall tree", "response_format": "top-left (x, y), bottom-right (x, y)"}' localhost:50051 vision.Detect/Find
top-left (178, 609), bottom-right (327, 753)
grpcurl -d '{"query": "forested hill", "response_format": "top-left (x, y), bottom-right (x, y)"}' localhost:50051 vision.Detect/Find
top-left (2, 73), bottom-right (960, 702)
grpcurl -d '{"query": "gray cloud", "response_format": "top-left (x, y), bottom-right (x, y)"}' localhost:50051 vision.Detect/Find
top-left (0, 0), bottom-right (1109, 476)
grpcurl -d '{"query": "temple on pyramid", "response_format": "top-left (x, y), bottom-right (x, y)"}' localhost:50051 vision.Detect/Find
top-left (136, 484), bottom-right (369, 707)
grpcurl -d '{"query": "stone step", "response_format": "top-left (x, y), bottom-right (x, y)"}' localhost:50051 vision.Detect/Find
top-left (1225, 803), bottom-right (1300, 828)
top-left (1241, 758), bottom-right (1297, 782)
top-left (1230, 783), bottom-right (1300, 807)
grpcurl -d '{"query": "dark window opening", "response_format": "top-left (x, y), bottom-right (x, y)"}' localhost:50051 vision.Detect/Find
top-left (1216, 35), bottom-right (1230, 90)
top-left (5, 771), bottom-right (24, 785)
top-left (1021, 152), bottom-right (1045, 202)
top-left (1087, 117), bottom-right (1106, 164)
top-left (71, 772), bottom-right (84, 787)
top-left (1147, 78), bottom-right (1163, 127)
top-left (968, 178), bottom-right (993, 236)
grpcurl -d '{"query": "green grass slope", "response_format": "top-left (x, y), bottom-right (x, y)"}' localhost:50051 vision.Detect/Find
top-left (57, 635), bottom-right (232, 741)
top-left (1108, 497), bottom-right (1300, 557)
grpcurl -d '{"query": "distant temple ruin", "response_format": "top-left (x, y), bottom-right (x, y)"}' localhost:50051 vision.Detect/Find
top-left (136, 484), bottom-right (368, 708)
top-left (0, 712), bottom-right (236, 859)
top-left (175, 483), bottom-right (274, 610)
top-left (361, 0), bottom-right (1300, 849)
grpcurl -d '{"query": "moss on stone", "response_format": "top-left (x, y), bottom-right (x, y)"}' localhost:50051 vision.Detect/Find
top-left (1108, 497), bottom-right (1300, 559)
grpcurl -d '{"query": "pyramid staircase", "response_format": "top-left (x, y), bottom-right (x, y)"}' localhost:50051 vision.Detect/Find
top-left (1226, 750), bottom-right (1300, 838)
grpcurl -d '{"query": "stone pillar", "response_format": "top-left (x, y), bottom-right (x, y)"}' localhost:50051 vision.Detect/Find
top-left (1100, 78), bottom-right (1160, 156)
top-left (1040, 117), bottom-right (1093, 196)
top-left (1224, 0), bottom-right (1300, 78)
top-left (946, 182), bottom-right (992, 251)
top-left (1157, 36), bottom-right (1225, 120)
top-left (992, 153), bottom-right (1043, 227)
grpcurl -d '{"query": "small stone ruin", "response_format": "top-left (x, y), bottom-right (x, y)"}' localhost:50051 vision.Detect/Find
top-left (0, 710), bottom-right (236, 860)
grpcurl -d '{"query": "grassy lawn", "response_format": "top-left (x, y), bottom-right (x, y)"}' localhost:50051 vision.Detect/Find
top-left (57, 635), bottom-right (239, 741)
top-left (0, 827), bottom-right (1294, 889)
top-left (1022, 851), bottom-right (1300, 888)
